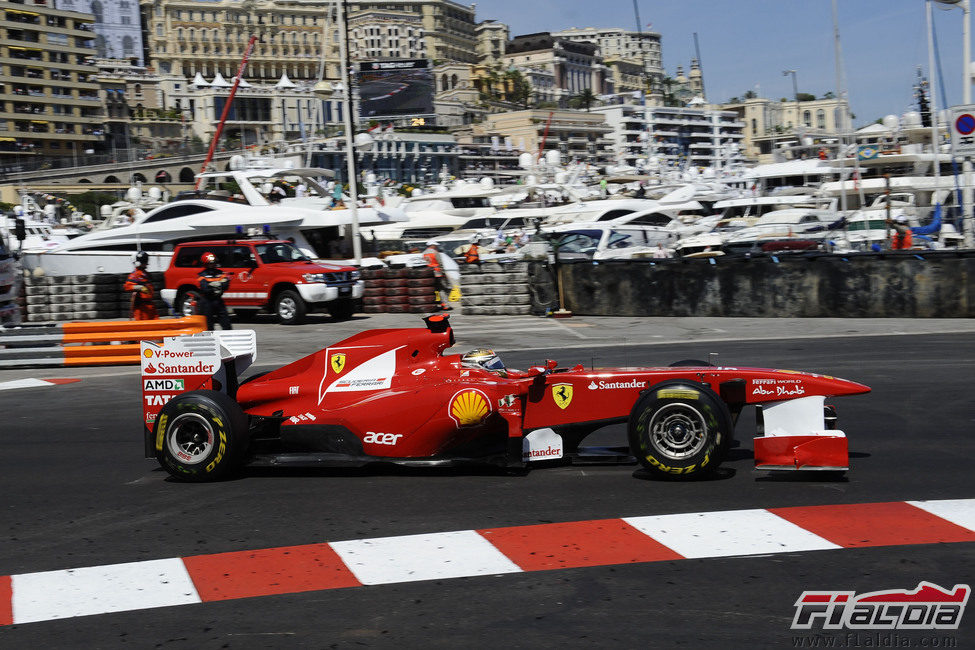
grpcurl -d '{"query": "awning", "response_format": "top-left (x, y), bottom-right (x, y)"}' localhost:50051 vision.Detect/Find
top-left (5, 9), bottom-right (40, 15)
top-left (0, 137), bottom-right (15, 142)
top-left (30, 120), bottom-right (48, 124)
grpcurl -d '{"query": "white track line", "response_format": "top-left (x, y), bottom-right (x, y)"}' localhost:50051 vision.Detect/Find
top-left (330, 530), bottom-right (522, 585)
top-left (624, 509), bottom-right (840, 558)
top-left (12, 558), bottom-right (200, 623)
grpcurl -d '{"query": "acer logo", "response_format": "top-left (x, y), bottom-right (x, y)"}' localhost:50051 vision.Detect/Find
top-left (363, 431), bottom-right (403, 446)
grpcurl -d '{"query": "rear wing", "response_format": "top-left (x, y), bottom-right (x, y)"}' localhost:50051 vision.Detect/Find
top-left (140, 330), bottom-right (257, 433)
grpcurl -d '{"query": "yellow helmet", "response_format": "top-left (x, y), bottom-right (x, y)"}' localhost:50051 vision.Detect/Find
top-left (461, 348), bottom-right (505, 373)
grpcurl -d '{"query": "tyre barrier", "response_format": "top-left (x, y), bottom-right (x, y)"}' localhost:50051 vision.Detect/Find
top-left (22, 272), bottom-right (168, 322)
top-left (460, 262), bottom-right (532, 315)
top-left (0, 315), bottom-right (206, 368)
top-left (361, 266), bottom-right (439, 313)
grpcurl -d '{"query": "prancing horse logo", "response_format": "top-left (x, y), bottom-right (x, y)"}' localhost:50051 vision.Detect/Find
top-left (552, 383), bottom-right (573, 409)
top-left (330, 353), bottom-right (346, 374)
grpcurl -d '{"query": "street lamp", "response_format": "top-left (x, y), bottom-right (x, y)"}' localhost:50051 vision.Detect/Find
top-left (312, 0), bottom-right (361, 264)
top-left (932, 0), bottom-right (974, 246)
top-left (782, 69), bottom-right (798, 102)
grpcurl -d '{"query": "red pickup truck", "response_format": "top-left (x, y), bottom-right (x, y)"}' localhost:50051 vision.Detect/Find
top-left (161, 239), bottom-right (362, 324)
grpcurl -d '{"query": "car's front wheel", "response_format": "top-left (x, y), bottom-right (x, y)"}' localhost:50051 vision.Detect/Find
top-left (154, 390), bottom-right (248, 482)
top-left (627, 381), bottom-right (731, 479)
top-left (274, 289), bottom-right (306, 325)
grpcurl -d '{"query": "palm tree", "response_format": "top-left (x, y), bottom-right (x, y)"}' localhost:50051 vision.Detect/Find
top-left (572, 88), bottom-right (597, 112)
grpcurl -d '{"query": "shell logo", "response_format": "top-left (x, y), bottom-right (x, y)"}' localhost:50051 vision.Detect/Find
top-left (448, 389), bottom-right (491, 427)
top-left (143, 348), bottom-right (154, 358)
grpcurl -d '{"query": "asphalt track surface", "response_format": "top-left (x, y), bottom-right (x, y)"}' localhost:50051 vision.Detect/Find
top-left (0, 317), bottom-right (973, 648)
top-left (360, 79), bottom-right (433, 117)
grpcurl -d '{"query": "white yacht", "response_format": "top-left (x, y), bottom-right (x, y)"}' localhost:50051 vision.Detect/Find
top-left (721, 207), bottom-right (839, 255)
top-left (23, 162), bottom-right (406, 275)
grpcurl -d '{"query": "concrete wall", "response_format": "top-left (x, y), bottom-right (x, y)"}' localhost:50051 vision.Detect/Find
top-left (545, 251), bottom-right (975, 318)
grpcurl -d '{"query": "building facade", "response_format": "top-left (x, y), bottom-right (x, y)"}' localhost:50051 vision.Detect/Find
top-left (721, 96), bottom-right (849, 161)
top-left (347, 9), bottom-right (427, 62)
top-left (471, 109), bottom-right (614, 165)
top-left (593, 103), bottom-right (745, 170)
top-left (475, 19), bottom-right (507, 63)
top-left (503, 33), bottom-right (609, 107)
top-left (0, 0), bottom-right (104, 163)
top-left (58, 0), bottom-right (144, 65)
top-left (553, 27), bottom-right (662, 83)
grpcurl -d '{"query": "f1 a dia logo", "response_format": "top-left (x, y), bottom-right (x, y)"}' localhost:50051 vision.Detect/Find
top-left (330, 353), bottom-right (346, 374)
top-left (144, 378), bottom-right (184, 392)
top-left (552, 383), bottom-right (573, 409)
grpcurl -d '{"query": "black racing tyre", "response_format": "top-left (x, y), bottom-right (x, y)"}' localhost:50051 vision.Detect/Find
top-left (362, 296), bottom-right (387, 306)
top-left (362, 287), bottom-right (386, 297)
top-left (407, 286), bottom-right (435, 296)
top-left (668, 359), bottom-right (713, 367)
top-left (385, 278), bottom-right (408, 287)
top-left (360, 268), bottom-right (386, 280)
top-left (407, 277), bottom-right (435, 288)
top-left (408, 267), bottom-right (434, 278)
top-left (328, 298), bottom-right (356, 320)
top-left (176, 289), bottom-right (201, 317)
top-left (627, 381), bottom-right (732, 479)
top-left (153, 390), bottom-right (248, 482)
top-left (384, 286), bottom-right (409, 296)
top-left (385, 295), bottom-right (409, 305)
top-left (274, 289), bottom-right (306, 325)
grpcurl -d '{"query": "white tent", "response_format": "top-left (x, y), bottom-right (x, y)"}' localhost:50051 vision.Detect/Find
top-left (232, 76), bottom-right (252, 88)
top-left (274, 72), bottom-right (297, 90)
top-left (190, 72), bottom-right (210, 88)
top-left (210, 72), bottom-right (232, 88)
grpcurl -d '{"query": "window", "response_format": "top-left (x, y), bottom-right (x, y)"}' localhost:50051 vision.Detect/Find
top-left (144, 204), bottom-right (214, 224)
top-left (803, 110), bottom-right (811, 127)
top-left (816, 109), bottom-right (826, 129)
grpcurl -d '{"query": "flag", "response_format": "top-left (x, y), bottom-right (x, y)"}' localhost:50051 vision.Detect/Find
top-left (857, 146), bottom-right (878, 161)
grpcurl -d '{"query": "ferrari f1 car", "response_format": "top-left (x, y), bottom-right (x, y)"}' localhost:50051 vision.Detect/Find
top-left (140, 316), bottom-right (870, 482)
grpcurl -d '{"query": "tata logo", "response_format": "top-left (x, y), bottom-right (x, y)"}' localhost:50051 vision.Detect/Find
top-left (552, 383), bottom-right (573, 409)
top-left (330, 353), bottom-right (346, 374)
top-left (144, 394), bottom-right (176, 406)
top-left (144, 378), bottom-right (184, 392)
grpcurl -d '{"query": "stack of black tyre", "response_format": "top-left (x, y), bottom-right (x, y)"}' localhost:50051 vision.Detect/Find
top-left (22, 272), bottom-right (168, 322)
top-left (361, 266), bottom-right (440, 314)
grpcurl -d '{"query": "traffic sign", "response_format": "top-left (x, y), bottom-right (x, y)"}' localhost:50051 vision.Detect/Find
top-left (950, 105), bottom-right (975, 156)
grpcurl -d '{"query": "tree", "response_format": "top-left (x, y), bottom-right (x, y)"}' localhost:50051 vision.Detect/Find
top-left (796, 92), bottom-right (816, 102)
top-left (822, 91), bottom-right (836, 99)
top-left (569, 88), bottom-right (597, 112)
top-left (504, 68), bottom-right (532, 109)
top-left (743, 89), bottom-right (757, 99)
top-left (728, 96), bottom-right (740, 103)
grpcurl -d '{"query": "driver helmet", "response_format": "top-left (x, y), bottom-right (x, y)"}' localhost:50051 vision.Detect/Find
top-left (461, 348), bottom-right (505, 373)
top-left (201, 251), bottom-right (217, 267)
top-left (135, 250), bottom-right (149, 267)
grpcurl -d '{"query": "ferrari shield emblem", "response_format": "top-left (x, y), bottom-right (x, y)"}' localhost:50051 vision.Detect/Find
top-left (552, 383), bottom-right (573, 409)
top-left (330, 353), bottom-right (346, 374)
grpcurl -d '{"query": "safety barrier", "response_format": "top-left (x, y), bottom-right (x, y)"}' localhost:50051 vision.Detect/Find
top-left (22, 273), bottom-right (167, 322)
top-left (0, 315), bottom-right (207, 368)
top-left (360, 266), bottom-right (441, 314)
top-left (461, 262), bottom-right (532, 315)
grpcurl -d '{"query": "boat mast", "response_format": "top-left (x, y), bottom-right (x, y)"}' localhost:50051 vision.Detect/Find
top-left (194, 35), bottom-right (258, 190)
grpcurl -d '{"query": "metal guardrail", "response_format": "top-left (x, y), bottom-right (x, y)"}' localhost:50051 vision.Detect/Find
top-left (0, 316), bottom-right (206, 368)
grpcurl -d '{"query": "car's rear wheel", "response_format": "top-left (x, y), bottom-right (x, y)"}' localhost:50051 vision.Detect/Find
top-left (627, 381), bottom-right (731, 479)
top-left (154, 390), bottom-right (248, 482)
top-left (274, 289), bottom-right (306, 325)
top-left (176, 289), bottom-right (201, 317)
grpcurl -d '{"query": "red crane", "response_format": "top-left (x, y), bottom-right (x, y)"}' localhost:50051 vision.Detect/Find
top-left (194, 34), bottom-right (258, 190)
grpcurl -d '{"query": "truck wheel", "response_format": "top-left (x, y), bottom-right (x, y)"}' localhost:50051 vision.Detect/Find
top-left (274, 289), bottom-right (306, 325)
top-left (328, 298), bottom-right (355, 320)
top-left (627, 381), bottom-right (731, 479)
top-left (154, 390), bottom-right (248, 482)
top-left (176, 289), bottom-right (201, 316)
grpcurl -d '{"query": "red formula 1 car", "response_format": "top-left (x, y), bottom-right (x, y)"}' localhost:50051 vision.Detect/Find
top-left (141, 316), bottom-right (870, 482)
